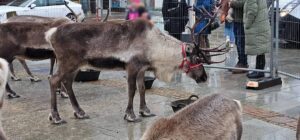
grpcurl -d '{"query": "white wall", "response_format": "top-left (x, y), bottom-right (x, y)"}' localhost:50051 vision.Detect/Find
top-left (154, 0), bottom-right (163, 9)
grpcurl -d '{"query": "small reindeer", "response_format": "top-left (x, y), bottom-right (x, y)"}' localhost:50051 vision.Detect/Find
top-left (2, 0), bottom-right (82, 82)
top-left (4, 8), bottom-right (110, 82)
top-left (141, 94), bottom-right (243, 140)
top-left (3, 16), bottom-right (61, 82)
top-left (1, 10), bottom-right (111, 98)
top-left (0, 58), bottom-right (9, 140)
top-left (0, 18), bottom-right (73, 98)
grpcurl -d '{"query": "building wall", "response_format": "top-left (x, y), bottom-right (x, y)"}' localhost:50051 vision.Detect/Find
top-left (154, 0), bottom-right (163, 9)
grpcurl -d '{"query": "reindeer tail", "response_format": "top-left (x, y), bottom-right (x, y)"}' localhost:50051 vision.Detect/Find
top-left (45, 27), bottom-right (57, 45)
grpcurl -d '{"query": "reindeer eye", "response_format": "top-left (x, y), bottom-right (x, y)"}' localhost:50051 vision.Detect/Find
top-left (186, 47), bottom-right (191, 52)
top-left (193, 56), bottom-right (201, 62)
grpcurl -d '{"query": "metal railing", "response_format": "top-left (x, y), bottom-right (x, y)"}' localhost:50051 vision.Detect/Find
top-left (149, 0), bottom-right (300, 82)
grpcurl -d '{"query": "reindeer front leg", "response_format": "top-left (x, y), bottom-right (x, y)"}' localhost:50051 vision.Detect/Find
top-left (124, 65), bottom-right (140, 122)
top-left (6, 59), bottom-right (21, 98)
top-left (137, 67), bottom-right (155, 117)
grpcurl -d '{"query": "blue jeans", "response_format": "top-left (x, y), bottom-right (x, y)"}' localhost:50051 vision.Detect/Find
top-left (224, 21), bottom-right (235, 43)
top-left (233, 22), bottom-right (247, 65)
top-left (80, 0), bottom-right (89, 14)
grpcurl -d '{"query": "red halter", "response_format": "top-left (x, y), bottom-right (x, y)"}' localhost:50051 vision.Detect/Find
top-left (179, 44), bottom-right (203, 73)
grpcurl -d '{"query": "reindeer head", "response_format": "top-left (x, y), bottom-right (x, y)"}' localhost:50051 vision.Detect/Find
top-left (181, 5), bottom-right (229, 83)
top-left (183, 42), bottom-right (229, 83)
top-left (180, 44), bottom-right (207, 83)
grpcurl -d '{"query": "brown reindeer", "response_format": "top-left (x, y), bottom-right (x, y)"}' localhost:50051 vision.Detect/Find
top-left (3, 10), bottom-right (110, 82)
top-left (0, 10), bottom-right (111, 98)
top-left (3, 16), bottom-right (61, 82)
top-left (0, 18), bottom-right (73, 98)
top-left (0, 58), bottom-right (9, 140)
top-left (45, 19), bottom-right (227, 124)
top-left (141, 94), bottom-right (243, 140)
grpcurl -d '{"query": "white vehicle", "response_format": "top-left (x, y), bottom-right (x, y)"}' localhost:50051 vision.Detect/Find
top-left (0, 0), bottom-right (85, 23)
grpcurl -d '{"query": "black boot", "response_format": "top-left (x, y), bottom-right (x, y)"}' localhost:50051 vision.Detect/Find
top-left (247, 54), bottom-right (265, 79)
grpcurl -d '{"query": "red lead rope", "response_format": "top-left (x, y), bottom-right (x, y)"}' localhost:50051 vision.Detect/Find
top-left (179, 44), bottom-right (203, 73)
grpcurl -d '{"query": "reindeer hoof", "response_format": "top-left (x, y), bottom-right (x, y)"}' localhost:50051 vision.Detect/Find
top-left (7, 93), bottom-right (20, 99)
top-left (48, 114), bottom-right (66, 125)
top-left (30, 77), bottom-right (41, 82)
top-left (60, 92), bottom-right (69, 98)
top-left (11, 76), bottom-right (21, 81)
top-left (124, 114), bottom-right (141, 122)
top-left (74, 111), bottom-right (89, 119)
top-left (139, 107), bottom-right (155, 117)
top-left (139, 112), bottom-right (156, 117)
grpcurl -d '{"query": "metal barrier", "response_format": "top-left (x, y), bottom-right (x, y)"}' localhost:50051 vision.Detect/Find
top-left (149, 0), bottom-right (300, 84)
top-left (276, 0), bottom-right (300, 80)
top-left (147, 0), bottom-right (300, 89)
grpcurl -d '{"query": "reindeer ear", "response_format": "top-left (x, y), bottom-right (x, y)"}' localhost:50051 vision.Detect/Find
top-left (185, 43), bottom-right (194, 53)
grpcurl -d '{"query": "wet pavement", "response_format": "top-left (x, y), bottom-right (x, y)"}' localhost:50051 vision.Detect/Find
top-left (2, 14), bottom-right (300, 140)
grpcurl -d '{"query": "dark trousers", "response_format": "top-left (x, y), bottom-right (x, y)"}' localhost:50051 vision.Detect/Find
top-left (233, 22), bottom-right (248, 65)
top-left (256, 54), bottom-right (266, 69)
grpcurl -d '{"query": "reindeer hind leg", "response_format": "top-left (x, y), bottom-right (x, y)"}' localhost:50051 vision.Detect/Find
top-left (64, 72), bottom-right (89, 119)
top-left (18, 59), bottom-right (41, 82)
top-left (48, 57), bottom-right (82, 124)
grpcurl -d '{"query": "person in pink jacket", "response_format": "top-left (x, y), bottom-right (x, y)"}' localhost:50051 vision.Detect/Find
top-left (126, 0), bottom-right (150, 21)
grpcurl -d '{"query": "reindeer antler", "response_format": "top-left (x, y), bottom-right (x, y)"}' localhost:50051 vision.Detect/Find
top-left (186, 18), bottom-right (201, 46)
top-left (187, 4), bottom-right (220, 45)
top-left (200, 45), bottom-right (229, 52)
top-left (187, 5), bottom-right (228, 64)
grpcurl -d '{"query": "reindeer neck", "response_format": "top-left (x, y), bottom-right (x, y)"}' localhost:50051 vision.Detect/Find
top-left (145, 27), bottom-right (183, 82)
